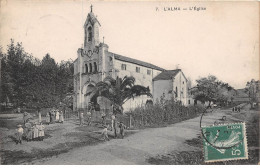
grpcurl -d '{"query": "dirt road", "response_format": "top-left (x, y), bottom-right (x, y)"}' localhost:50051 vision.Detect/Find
top-left (31, 108), bottom-right (233, 165)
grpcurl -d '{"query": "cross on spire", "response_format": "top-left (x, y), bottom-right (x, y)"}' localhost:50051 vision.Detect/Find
top-left (90, 4), bottom-right (93, 12)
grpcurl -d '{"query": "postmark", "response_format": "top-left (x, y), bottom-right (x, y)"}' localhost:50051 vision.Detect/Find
top-left (201, 122), bottom-right (248, 163)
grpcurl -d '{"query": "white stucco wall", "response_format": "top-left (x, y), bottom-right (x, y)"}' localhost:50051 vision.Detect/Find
top-left (153, 80), bottom-right (172, 103)
top-left (172, 72), bottom-right (188, 105)
top-left (113, 59), bottom-right (162, 111)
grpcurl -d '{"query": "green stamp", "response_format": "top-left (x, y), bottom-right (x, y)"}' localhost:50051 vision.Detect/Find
top-left (202, 122), bottom-right (248, 163)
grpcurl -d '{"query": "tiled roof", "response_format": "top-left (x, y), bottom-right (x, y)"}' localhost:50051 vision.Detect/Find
top-left (153, 69), bottom-right (181, 81)
top-left (111, 52), bottom-right (164, 71)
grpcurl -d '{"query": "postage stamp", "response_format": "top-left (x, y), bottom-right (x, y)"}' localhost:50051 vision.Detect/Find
top-left (202, 122), bottom-right (248, 163)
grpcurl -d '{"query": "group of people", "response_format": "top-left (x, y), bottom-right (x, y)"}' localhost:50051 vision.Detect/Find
top-left (46, 109), bottom-right (64, 124)
top-left (101, 113), bottom-right (127, 141)
top-left (232, 106), bottom-right (241, 112)
top-left (15, 122), bottom-right (45, 144)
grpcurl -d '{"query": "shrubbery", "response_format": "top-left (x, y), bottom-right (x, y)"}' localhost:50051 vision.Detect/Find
top-left (130, 97), bottom-right (205, 128)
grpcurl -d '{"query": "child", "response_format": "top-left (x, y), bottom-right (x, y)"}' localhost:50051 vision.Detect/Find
top-left (16, 124), bottom-right (24, 144)
top-left (101, 125), bottom-right (109, 141)
top-left (119, 122), bottom-right (127, 139)
top-left (32, 122), bottom-right (39, 141)
top-left (38, 122), bottom-right (45, 141)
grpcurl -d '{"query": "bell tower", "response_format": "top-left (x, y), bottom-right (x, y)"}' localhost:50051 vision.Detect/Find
top-left (84, 5), bottom-right (101, 49)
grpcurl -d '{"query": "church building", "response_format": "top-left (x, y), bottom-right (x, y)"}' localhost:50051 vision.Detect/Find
top-left (73, 6), bottom-right (189, 112)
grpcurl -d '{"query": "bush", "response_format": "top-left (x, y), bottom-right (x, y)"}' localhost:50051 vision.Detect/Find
top-left (130, 98), bottom-right (205, 128)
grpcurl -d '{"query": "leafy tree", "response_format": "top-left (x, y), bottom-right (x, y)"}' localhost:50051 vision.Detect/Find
top-left (192, 75), bottom-right (234, 107)
top-left (245, 79), bottom-right (259, 108)
top-left (1, 40), bottom-right (74, 110)
top-left (87, 76), bottom-right (152, 114)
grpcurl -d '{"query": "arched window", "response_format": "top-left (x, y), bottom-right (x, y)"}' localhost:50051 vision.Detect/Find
top-left (88, 27), bottom-right (92, 42)
top-left (89, 63), bottom-right (92, 73)
top-left (85, 64), bottom-right (88, 73)
top-left (94, 62), bottom-right (97, 72)
top-left (175, 87), bottom-right (178, 98)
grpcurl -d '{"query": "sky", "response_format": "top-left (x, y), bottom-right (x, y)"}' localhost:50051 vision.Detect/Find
top-left (0, 0), bottom-right (259, 89)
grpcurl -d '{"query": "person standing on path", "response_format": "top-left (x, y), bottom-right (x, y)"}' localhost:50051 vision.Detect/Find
top-left (79, 111), bottom-right (84, 126)
top-left (113, 115), bottom-right (118, 138)
top-left (119, 122), bottom-right (127, 139)
top-left (15, 124), bottom-right (23, 144)
top-left (55, 110), bottom-right (60, 122)
top-left (59, 110), bottom-right (64, 123)
top-left (38, 123), bottom-right (45, 141)
top-left (46, 112), bottom-right (50, 125)
top-left (26, 123), bottom-right (33, 141)
top-left (32, 122), bottom-right (39, 141)
top-left (101, 125), bottom-right (110, 141)
top-left (101, 110), bottom-right (106, 125)
top-left (111, 114), bottom-right (115, 131)
top-left (17, 107), bottom-right (21, 113)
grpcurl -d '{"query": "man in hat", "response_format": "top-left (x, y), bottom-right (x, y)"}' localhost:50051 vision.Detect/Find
top-left (15, 124), bottom-right (24, 144)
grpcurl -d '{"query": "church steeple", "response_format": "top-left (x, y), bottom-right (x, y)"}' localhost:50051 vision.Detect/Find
top-left (84, 5), bottom-right (101, 48)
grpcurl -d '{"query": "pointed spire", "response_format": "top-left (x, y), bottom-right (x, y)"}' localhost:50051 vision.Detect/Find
top-left (90, 4), bottom-right (93, 13)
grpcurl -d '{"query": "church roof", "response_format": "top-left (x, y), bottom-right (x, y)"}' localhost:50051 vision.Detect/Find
top-left (153, 69), bottom-right (182, 81)
top-left (111, 52), bottom-right (165, 71)
top-left (84, 12), bottom-right (101, 27)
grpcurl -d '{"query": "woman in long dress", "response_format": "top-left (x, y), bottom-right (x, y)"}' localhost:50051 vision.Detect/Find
top-left (46, 112), bottom-right (50, 125)
top-left (32, 123), bottom-right (39, 141)
top-left (51, 110), bottom-right (55, 123)
top-left (27, 124), bottom-right (33, 141)
top-left (38, 112), bottom-right (42, 123)
top-left (59, 111), bottom-right (64, 123)
top-left (38, 123), bottom-right (45, 141)
top-left (55, 110), bottom-right (60, 122)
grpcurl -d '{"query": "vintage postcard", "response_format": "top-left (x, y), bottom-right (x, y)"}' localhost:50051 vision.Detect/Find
top-left (0, 0), bottom-right (259, 165)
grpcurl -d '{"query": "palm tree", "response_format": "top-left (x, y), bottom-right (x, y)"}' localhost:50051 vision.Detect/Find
top-left (87, 76), bottom-right (152, 114)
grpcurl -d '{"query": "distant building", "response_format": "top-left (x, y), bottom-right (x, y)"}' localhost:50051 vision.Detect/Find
top-left (73, 6), bottom-right (189, 112)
